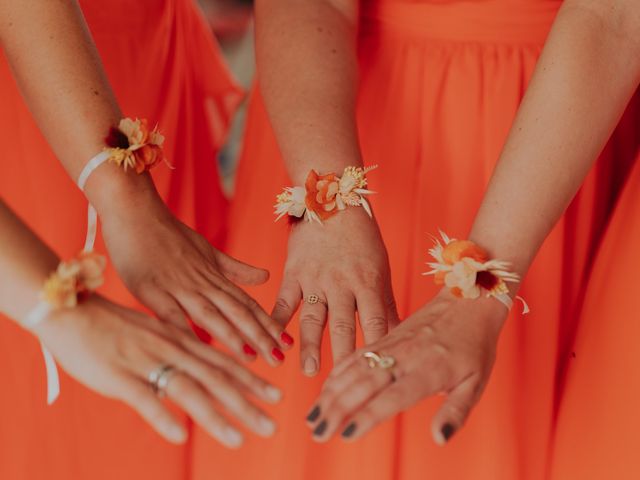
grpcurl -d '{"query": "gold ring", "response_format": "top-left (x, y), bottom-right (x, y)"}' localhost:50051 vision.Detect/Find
top-left (363, 351), bottom-right (396, 369)
top-left (305, 294), bottom-right (327, 307)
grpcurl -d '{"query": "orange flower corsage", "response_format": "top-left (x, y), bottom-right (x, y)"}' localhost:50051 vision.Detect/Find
top-left (42, 252), bottom-right (106, 309)
top-left (275, 165), bottom-right (377, 224)
top-left (105, 118), bottom-right (167, 173)
top-left (424, 231), bottom-right (521, 305)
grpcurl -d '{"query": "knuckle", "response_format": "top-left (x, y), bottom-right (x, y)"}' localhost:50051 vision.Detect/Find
top-left (300, 313), bottom-right (325, 328)
top-left (361, 315), bottom-right (387, 333)
top-left (274, 297), bottom-right (293, 313)
top-left (330, 320), bottom-right (356, 337)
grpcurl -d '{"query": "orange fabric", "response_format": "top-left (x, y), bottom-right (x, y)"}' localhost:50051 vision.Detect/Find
top-left (0, 0), bottom-right (239, 478)
top-left (550, 152), bottom-right (640, 480)
top-left (191, 1), bottom-right (639, 480)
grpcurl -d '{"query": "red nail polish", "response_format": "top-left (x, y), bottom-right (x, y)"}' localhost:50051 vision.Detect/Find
top-left (243, 344), bottom-right (257, 356)
top-left (280, 332), bottom-right (294, 346)
top-left (271, 348), bottom-right (285, 362)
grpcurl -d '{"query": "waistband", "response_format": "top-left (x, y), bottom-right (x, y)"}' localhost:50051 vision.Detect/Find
top-left (360, 1), bottom-right (562, 44)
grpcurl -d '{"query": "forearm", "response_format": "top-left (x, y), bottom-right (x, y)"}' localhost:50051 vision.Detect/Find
top-left (0, 201), bottom-right (59, 323)
top-left (469, 0), bottom-right (640, 282)
top-left (255, 0), bottom-right (360, 183)
top-left (0, 0), bottom-right (157, 213)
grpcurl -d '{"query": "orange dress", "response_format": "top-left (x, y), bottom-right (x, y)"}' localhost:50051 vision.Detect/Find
top-left (0, 0), bottom-right (240, 478)
top-left (191, 1), bottom-right (638, 479)
top-left (549, 150), bottom-right (640, 480)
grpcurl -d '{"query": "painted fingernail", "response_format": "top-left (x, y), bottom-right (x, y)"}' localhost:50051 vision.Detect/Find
top-left (313, 420), bottom-right (328, 437)
top-left (341, 422), bottom-right (357, 439)
top-left (265, 385), bottom-right (282, 403)
top-left (243, 344), bottom-right (257, 357)
top-left (280, 331), bottom-right (294, 346)
top-left (303, 357), bottom-right (317, 376)
top-left (306, 405), bottom-right (321, 423)
top-left (441, 423), bottom-right (455, 442)
top-left (271, 347), bottom-right (285, 362)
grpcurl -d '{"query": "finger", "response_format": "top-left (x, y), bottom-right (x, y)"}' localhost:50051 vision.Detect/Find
top-left (116, 374), bottom-right (187, 444)
top-left (201, 290), bottom-right (284, 367)
top-left (298, 290), bottom-right (328, 377)
top-left (327, 290), bottom-right (357, 365)
top-left (310, 366), bottom-right (393, 442)
top-left (216, 251), bottom-right (269, 286)
top-left (174, 333), bottom-right (283, 404)
top-left (431, 374), bottom-right (481, 446)
top-left (164, 371), bottom-right (244, 448)
top-left (178, 294), bottom-right (253, 361)
top-left (136, 284), bottom-right (191, 333)
top-left (355, 288), bottom-right (389, 345)
top-left (338, 381), bottom-right (415, 442)
top-left (215, 280), bottom-right (295, 351)
top-left (384, 283), bottom-right (401, 330)
top-left (271, 275), bottom-right (302, 330)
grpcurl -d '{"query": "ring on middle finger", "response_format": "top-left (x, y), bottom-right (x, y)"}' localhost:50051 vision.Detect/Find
top-left (305, 294), bottom-right (328, 308)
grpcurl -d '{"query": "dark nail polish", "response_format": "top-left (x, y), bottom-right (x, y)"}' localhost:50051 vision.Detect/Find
top-left (341, 422), bottom-right (357, 439)
top-left (441, 423), bottom-right (455, 442)
top-left (243, 344), bottom-right (257, 356)
top-left (306, 405), bottom-right (321, 422)
top-left (280, 331), bottom-right (294, 346)
top-left (313, 420), bottom-right (328, 437)
top-left (271, 347), bottom-right (285, 362)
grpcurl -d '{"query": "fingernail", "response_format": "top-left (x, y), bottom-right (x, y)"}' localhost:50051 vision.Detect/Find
top-left (271, 347), bottom-right (285, 362)
top-left (341, 422), bottom-right (357, 439)
top-left (303, 357), bottom-right (317, 376)
top-left (306, 405), bottom-right (321, 423)
top-left (258, 417), bottom-right (276, 437)
top-left (280, 331), bottom-right (294, 346)
top-left (313, 420), bottom-right (328, 437)
top-left (265, 385), bottom-right (282, 403)
top-left (243, 344), bottom-right (257, 357)
top-left (223, 427), bottom-right (243, 448)
top-left (168, 424), bottom-right (187, 443)
top-left (441, 423), bottom-right (455, 443)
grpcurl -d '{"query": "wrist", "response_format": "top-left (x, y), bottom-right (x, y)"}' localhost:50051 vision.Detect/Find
top-left (435, 287), bottom-right (509, 332)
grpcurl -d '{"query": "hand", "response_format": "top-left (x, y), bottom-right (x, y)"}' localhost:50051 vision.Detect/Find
top-left (99, 190), bottom-right (292, 366)
top-left (272, 208), bottom-right (399, 376)
top-left (34, 295), bottom-right (282, 448)
top-left (305, 289), bottom-right (507, 444)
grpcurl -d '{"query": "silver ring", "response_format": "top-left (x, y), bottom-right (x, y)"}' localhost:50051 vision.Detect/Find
top-left (148, 364), bottom-right (176, 398)
top-left (305, 294), bottom-right (327, 307)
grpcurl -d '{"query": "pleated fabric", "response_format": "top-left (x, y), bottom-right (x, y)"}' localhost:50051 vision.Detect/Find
top-left (0, 1), bottom-right (240, 478)
top-left (191, 1), bottom-right (639, 479)
top-left (550, 150), bottom-right (640, 480)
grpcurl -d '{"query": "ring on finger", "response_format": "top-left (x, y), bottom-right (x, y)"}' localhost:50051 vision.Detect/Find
top-left (305, 294), bottom-right (327, 308)
top-left (148, 364), bottom-right (178, 398)
top-left (362, 351), bottom-right (397, 382)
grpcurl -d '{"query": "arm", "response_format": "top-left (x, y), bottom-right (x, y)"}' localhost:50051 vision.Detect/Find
top-left (255, 0), bottom-right (399, 374)
top-left (309, 0), bottom-right (640, 444)
top-left (0, 199), bottom-right (281, 447)
top-left (0, 0), bottom-right (291, 363)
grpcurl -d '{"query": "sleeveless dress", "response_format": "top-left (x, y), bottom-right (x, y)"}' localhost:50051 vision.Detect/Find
top-left (190, 1), bottom-right (639, 479)
top-left (549, 150), bottom-right (640, 480)
top-left (0, 1), bottom-right (240, 478)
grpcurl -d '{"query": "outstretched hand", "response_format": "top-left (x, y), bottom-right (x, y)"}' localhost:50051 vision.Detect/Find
top-left (100, 194), bottom-right (293, 366)
top-left (271, 208), bottom-right (399, 376)
top-left (34, 295), bottom-right (282, 447)
top-left (305, 289), bottom-right (507, 444)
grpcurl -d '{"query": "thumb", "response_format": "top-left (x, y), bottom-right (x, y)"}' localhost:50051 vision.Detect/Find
top-left (216, 252), bottom-right (270, 286)
top-left (431, 374), bottom-right (481, 446)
